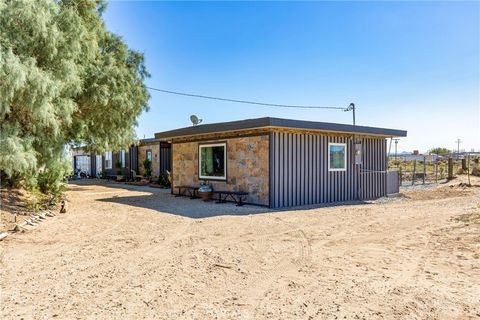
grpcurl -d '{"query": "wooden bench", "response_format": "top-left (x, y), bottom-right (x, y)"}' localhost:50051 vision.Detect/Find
top-left (213, 190), bottom-right (248, 206)
top-left (106, 175), bottom-right (125, 182)
top-left (174, 185), bottom-right (199, 199)
top-left (134, 175), bottom-right (145, 182)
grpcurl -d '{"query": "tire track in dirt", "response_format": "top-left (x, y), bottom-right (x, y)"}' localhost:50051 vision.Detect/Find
top-left (93, 218), bottom-right (208, 302)
top-left (39, 193), bottom-right (133, 253)
top-left (15, 185), bottom-right (164, 275)
top-left (238, 216), bottom-right (313, 318)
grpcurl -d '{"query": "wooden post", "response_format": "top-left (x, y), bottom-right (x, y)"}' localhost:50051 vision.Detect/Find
top-left (435, 163), bottom-right (438, 183)
top-left (447, 157), bottom-right (453, 180)
top-left (462, 158), bottom-right (467, 170)
top-left (399, 166), bottom-right (402, 187)
top-left (467, 155), bottom-right (471, 186)
top-left (423, 156), bottom-right (426, 184)
top-left (412, 160), bottom-right (416, 185)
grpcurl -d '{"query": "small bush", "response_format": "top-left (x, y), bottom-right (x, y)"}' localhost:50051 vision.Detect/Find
top-left (158, 172), bottom-right (171, 187)
top-left (472, 166), bottom-right (480, 177)
top-left (37, 158), bottom-right (71, 197)
top-left (115, 160), bottom-right (123, 175)
top-left (143, 158), bottom-right (152, 178)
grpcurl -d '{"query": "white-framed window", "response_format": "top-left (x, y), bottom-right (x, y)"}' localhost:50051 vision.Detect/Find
top-left (328, 143), bottom-right (347, 171)
top-left (104, 151), bottom-right (112, 169)
top-left (199, 142), bottom-right (226, 180)
top-left (75, 155), bottom-right (91, 174)
top-left (120, 150), bottom-right (126, 168)
top-left (146, 150), bottom-right (152, 161)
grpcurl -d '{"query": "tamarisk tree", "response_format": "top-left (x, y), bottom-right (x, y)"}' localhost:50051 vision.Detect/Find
top-left (0, 0), bottom-right (150, 193)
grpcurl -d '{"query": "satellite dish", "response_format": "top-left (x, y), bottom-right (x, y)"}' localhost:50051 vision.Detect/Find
top-left (190, 115), bottom-right (203, 126)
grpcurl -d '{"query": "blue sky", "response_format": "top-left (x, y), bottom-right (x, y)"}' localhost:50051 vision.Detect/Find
top-left (103, 1), bottom-right (479, 153)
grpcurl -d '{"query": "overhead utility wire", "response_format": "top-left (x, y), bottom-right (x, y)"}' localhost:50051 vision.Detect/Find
top-left (146, 86), bottom-right (346, 110)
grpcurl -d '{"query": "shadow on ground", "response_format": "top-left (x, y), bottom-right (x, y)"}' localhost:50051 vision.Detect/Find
top-left (70, 180), bottom-right (370, 219)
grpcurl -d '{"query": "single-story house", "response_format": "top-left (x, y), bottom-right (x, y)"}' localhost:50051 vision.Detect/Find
top-left (71, 148), bottom-right (132, 178)
top-left (136, 138), bottom-right (171, 177)
top-left (155, 117), bottom-right (407, 208)
top-left (71, 138), bottom-right (171, 180)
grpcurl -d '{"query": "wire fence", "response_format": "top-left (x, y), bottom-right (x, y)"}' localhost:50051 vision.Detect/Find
top-left (388, 154), bottom-right (479, 187)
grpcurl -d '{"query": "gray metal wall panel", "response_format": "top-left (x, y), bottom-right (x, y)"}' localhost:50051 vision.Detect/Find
top-left (269, 132), bottom-right (274, 207)
top-left (292, 134), bottom-right (297, 206)
top-left (356, 137), bottom-right (387, 200)
top-left (270, 132), bottom-right (388, 208)
top-left (280, 133), bottom-right (284, 207)
top-left (313, 135), bottom-right (318, 204)
top-left (159, 144), bottom-right (171, 174)
top-left (299, 134), bottom-right (304, 205)
top-left (90, 153), bottom-right (96, 177)
top-left (323, 136), bottom-right (326, 201)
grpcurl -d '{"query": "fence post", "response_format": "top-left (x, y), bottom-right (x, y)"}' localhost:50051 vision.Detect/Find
top-left (412, 160), bottom-right (416, 185)
top-left (399, 165), bottom-right (402, 187)
top-left (448, 157), bottom-right (453, 180)
top-left (435, 162), bottom-right (438, 183)
top-left (423, 156), bottom-right (426, 184)
top-left (467, 155), bottom-right (471, 186)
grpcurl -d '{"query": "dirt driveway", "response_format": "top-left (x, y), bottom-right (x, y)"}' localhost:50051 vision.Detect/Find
top-left (1, 179), bottom-right (479, 319)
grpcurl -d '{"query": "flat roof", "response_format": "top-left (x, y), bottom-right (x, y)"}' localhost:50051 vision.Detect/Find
top-left (154, 117), bottom-right (407, 139)
top-left (139, 138), bottom-right (160, 143)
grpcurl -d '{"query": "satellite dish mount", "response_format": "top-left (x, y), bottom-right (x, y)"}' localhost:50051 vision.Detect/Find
top-left (190, 115), bottom-right (203, 126)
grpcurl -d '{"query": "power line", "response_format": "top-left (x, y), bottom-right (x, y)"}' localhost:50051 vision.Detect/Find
top-left (146, 86), bottom-right (347, 110)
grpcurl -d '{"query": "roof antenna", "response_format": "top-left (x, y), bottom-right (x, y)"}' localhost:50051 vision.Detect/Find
top-left (344, 103), bottom-right (356, 125)
top-left (190, 115), bottom-right (203, 126)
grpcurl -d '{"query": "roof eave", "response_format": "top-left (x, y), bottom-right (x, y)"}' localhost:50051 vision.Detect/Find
top-left (154, 117), bottom-right (407, 140)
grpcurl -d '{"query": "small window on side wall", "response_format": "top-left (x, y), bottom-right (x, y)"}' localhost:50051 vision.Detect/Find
top-left (146, 150), bottom-right (152, 161)
top-left (329, 143), bottom-right (347, 171)
top-left (199, 143), bottom-right (226, 180)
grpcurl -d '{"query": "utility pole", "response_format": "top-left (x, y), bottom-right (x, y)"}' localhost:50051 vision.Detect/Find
top-left (344, 103), bottom-right (356, 125)
top-left (455, 138), bottom-right (462, 159)
top-left (393, 139), bottom-right (400, 162)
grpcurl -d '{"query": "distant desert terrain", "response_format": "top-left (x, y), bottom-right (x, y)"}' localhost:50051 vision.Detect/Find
top-left (1, 178), bottom-right (479, 319)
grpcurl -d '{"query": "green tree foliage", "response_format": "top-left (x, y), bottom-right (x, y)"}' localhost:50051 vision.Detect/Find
top-left (0, 0), bottom-right (149, 194)
top-left (429, 147), bottom-right (450, 155)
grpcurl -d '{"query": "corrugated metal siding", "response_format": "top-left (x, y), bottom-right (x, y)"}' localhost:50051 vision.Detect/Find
top-left (129, 146), bottom-right (139, 175)
top-left (270, 132), bottom-right (387, 208)
top-left (358, 137), bottom-right (387, 200)
top-left (159, 143), bottom-right (171, 173)
top-left (90, 152), bottom-right (97, 177)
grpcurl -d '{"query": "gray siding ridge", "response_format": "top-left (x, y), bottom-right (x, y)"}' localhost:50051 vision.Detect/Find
top-left (155, 117), bottom-right (407, 139)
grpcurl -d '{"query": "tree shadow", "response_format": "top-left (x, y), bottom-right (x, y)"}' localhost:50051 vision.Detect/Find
top-left (87, 181), bottom-right (370, 219)
top-left (0, 188), bottom-right (28, 215)
top-left (96, 192), bottom-right (274, 218)
top-left (70, 180), bottom-right (372, 219)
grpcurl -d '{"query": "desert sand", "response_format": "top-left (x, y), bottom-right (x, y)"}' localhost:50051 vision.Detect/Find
top-left (1, 178), bottom-right (479, 319)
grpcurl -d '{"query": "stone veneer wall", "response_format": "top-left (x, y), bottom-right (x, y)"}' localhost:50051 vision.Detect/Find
top-left (172, 135), bottom-right (269, 206)
top-left (138, 143), bottom-right (160, 177)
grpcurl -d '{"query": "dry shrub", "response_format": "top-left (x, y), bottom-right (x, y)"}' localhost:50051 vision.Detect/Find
top-left (472, 166), bottom-right (480, 177)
